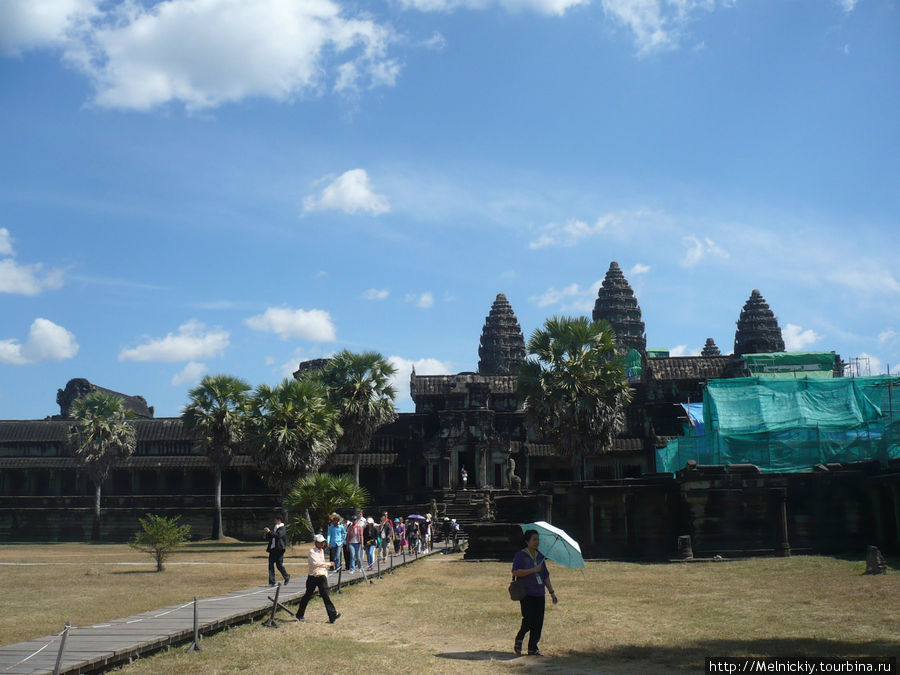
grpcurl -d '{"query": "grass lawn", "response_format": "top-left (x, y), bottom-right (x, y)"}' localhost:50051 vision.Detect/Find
top-left (112, 553), bottom-right (898, 675)
top-left (0, 539), bottom-right (314, 646)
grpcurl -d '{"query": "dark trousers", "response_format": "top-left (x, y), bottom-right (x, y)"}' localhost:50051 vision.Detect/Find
top-left (297, 575), bottom-right (337, 621)
top-left (268, 552), bottom-right (288, 584)
top-left (515, 595), bottom-right (545, 653)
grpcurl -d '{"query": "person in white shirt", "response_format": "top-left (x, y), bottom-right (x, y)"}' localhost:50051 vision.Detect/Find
top-left (296, 534), bottom-right (340, 623)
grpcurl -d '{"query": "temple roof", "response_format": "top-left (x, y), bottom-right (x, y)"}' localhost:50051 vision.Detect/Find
top-left (592, 261), bottom-right (647, 353)
top-left (645, 356), bottom-right (734, 381)
top-left (411, 373), bottom-right (518, 397)
top-left (56, 378), bottom-right (154, 419)
top-left (0, 418), bottom-right (188, 445)
top-left (701, 338), bottom-right (722, 357)
top-left (734, 289), bottom-right (786, 356)
top-left (478, 293), bottom-right (526, 376)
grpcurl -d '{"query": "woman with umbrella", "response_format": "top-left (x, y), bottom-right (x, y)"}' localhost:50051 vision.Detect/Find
top-left (511, 529), bottom-right (559, 656)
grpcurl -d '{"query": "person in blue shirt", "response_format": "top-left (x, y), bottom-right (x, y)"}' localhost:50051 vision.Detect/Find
top-left (327, 513), bottom-right (347, 572)
top-left (511, 529), bottom-right (558, 656)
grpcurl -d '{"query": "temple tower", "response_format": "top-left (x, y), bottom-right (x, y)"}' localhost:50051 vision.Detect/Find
top-left (701, 338), bottom-right (721, 357)
top-left (592, 261), bottom-right (647, 353)
top-left (734, 289), bottom-right (786, 356)
top-left (478, 293), bottom-right (526, 375)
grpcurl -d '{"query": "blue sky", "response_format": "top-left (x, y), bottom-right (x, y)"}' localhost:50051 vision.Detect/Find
top-left (1, 0), bottom-right (898, 418)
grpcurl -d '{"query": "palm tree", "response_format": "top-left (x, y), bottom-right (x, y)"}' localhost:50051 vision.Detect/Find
top-left (517, 316), bottom-right (632, 481)
top-left (322, 350), bottom-right (397, 484)
top-left (286, 473), bottom-right (370, 541)
top-left (181, 374), bottom-right (251, 540)
top-left (67, 391), bottom-right (137, 541)
top-left (247, 377), bottom-right (341, 523)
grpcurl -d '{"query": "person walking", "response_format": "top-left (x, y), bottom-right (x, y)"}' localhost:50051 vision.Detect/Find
top-left (424, 514), bottom-right (433, 552)
top-left (393, 518), bottom-right (404, 555)
top-left (460, 466), bottom-right (468, 489)
top-left (379, 512), bottom-right (394, 563)
top-left (327, 513), bottom-right (346, 572)
top-left (264, 514), bottom-right (290, 586)
top-left (346, 511), bottom-right (364, 572)
top-left (511, 529), bottom-right (558, 656)
top-left (364, 516), bottom-right (378, 570)
top-left (296, 534), bottom-right (340, 624)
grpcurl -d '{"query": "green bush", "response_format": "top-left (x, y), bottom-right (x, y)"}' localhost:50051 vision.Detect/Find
top-left (130, 514), bottom-right (191, 572)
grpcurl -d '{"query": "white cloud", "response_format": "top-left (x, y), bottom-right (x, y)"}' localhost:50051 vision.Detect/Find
top-left (681, 235), bottom-right (729, 268)
top-left (171, 361), bottom-right (207, 386)
top-left (405, 292), bottom-right (435, 308)
top-left (630, 263), bottom-right (651, 276)
top-left (878, 329), bottom-right (897, 345)
top-left (530, 280), bottom-right (604, 313)
top-left (0, 0), bottom-right (98, 55)
top-left (54, 0), bottom-right (399, 111)
top-left (600, 0), bottom-right (729, 55)
top-left (421, 31), bottom-right (447, 50)
top-left (669, 344), bottom-right (700, 357)
top-left (362, 288), bottom-right (390, 300)
top-left (398, 0), bottom-right (589, 15)
top-left (245, 307), bottom-right (337, 341)
top-left (529, 214), bottom-right (617, 249)
top-left (0, 259), bottom-right (64, 296)
top-left (839, 0), bottom-right (859, 12)
top-left (0, 228), bottom-right (13, 256)
top-left (782, 323), bottom-right (822, 351)
top-left (827, 265), bottom-right (900, 295)
top-left (0, 228), bottom-right (64, 296)
top-left (0, 318), bottom-right (79, 365)
top-left (119, 319), bottom-right (229, 362)
top-left (303, 169), bottom-right (391, 216)
top-left (388, 355), bottom-right (453, 405)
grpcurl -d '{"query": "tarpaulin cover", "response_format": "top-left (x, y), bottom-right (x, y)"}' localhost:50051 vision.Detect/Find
top-left (744, 352), bottom-right (836, 379)
top-left (656, 376), bottom-right (900, 474)
top-left (680, 402), bottom-right (705, 436)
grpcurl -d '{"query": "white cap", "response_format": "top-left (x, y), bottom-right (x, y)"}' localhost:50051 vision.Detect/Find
top-left (313, 534), bottom-right (326, 543)
top-left (366, 517), bottom-right (374, 524)
top-left (451, 519), bottom-right (456, 523)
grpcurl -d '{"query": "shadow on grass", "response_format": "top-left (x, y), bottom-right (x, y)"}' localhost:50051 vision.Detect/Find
top-left (110, 569), bottom-right (162, 575)
top-left (436, 650), bottom-right (519, 662)
top-left (514, 638), bottom-right (900, 673)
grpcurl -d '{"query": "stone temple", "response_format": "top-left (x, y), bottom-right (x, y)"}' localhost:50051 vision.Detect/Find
top-left (1, 261), bottom-right (868, 547)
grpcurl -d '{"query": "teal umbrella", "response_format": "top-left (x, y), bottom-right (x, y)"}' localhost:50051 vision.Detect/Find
top-left (520, 521), bottom-right (585, 568)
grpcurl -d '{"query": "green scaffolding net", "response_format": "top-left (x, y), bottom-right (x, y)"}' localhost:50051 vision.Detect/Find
top-left (656, 376), bottom-right (900, 474)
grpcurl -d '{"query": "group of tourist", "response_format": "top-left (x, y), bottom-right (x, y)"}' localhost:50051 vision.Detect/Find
top-left (265, 512), bottom-right (554, 657)
top-left (327, 510), bottom-right (441, 572)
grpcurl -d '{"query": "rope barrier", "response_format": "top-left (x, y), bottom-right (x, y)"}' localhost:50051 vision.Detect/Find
top-left (0, 628), bottom-right (66, 673)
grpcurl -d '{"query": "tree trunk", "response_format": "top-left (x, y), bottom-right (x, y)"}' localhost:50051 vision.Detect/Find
top-left (92, 482), bottom-right (102, 542)
top-left (354, 452), bottom-right (361, 485)
top-left (213, 465), bottom-right (223, 540)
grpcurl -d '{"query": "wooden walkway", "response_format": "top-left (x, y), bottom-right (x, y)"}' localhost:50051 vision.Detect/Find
top-left (0, 549), bottom-right (436, 675)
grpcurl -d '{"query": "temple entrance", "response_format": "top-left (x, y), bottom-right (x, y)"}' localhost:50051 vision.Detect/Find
top-left (494, 463), bottom-right (502, 488)
top-left (431, 463), bottom-right (440, 489)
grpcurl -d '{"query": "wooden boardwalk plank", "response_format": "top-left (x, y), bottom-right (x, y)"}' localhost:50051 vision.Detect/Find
top-left (0, 550), bottom-right (434, 674)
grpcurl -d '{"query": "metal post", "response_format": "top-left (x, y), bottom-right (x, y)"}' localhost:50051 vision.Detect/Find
top-left (376, 552), bottom-right (381, 579)
top-left (189, 597), bottom-right (201, 651)
top-left (52, 622), bottom-right (70, 675)
top-left (402, 549), bottom-right (407, 567)
top-left (336, 567), bottom-right (343, 594)
top-left (263, 583), bottom-right (281, 628)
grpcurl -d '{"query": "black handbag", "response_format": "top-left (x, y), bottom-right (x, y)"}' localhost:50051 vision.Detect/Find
top-left (508, 575), bottom-right (526, 601)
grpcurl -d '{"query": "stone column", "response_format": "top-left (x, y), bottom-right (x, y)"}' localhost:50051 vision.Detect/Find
top-left (776, 488), bottom-right (791, 557)
top-left (441, 455), bottom-right (451, 490)
top-left (890, 484), bottom-right (900, 546)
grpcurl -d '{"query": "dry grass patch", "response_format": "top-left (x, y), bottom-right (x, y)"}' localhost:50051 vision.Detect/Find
top-left (0, 540), bottom-right (315, 645)
top-left (120, 554), bottom-right (899, 675)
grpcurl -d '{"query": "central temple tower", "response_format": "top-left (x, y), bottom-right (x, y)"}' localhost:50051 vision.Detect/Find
top-left (592, 261), bottom-right (647, 353)
top-left (478, 293), bottom-right (526, 376)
